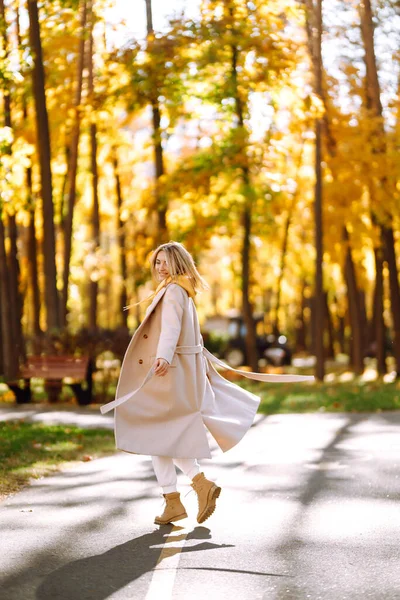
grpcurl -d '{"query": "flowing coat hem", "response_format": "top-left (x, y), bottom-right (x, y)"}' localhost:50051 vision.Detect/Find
top-left (101, 284), bottom-right (315, 458)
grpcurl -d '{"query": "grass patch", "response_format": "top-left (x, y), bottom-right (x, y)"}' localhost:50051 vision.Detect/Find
top-left (239, 380), bottom-right (400, 414)
top-left (0, 421), bottom-right (115, 499)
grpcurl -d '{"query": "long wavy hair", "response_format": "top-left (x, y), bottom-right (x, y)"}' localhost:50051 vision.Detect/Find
top-left (150, 241), bottom-right (209, 293)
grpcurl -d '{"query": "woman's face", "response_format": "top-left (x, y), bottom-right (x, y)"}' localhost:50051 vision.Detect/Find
top-left (155, 251), bottom-right (170, 280)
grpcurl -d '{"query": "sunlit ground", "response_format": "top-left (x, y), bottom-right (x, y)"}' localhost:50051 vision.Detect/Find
top-left (291, 355), bottom-right (398, 384)
top-left (238, 356), bottom-right (400, 415)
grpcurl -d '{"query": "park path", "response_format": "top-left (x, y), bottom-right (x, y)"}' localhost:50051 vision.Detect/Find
top-left (1, 404), bottom-right (400, 599)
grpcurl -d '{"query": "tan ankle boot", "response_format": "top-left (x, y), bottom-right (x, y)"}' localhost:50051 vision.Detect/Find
top-left (154, 492), bottom-right (188, 525)
top-left (191, 472), bottom-right (221, 524)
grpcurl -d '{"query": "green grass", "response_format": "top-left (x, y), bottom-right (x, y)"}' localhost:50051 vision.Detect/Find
top-left (238, 380), bottom-right (400, 414)
top-left (0, 421), bottom-right (115, 499)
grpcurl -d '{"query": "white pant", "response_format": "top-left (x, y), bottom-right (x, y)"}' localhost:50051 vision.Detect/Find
top-left (151, 456), bottom-right (201, 494)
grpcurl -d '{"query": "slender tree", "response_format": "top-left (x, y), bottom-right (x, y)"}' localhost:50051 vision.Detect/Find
top-left (304, 0), bottom-right (325, 380)
top-left (7, 215), bottom-right (24, 361)
top-left (0, 0), bottom-right (23, 371)
top-left (229, 31), bottom-right (259, 372)
top-left (359, 0), bottom-right (400, 376)
top-left (273, 146), bottom-right (304, 336)
top-left (0, 0), bottom-right (25, 363)
top-left (26, 170), bottom-right (42, 346)
top-left (61, 0), bottom-right (88, 326)
top-left (112, 148), bottom-right (128, 329)
top-left (371, 233), bottom-right (386, 375)
top-left (87, 0), bottom-right (100, 331)
top-left (16, 2), bottom-right (41, 344)
top-left (145, 0), bottom-right (168, 243)
top-left (0, 218), bottom-right (17, 378)
top-left (0, 282), bottom-right (3, 373)
top-left (343, 227), bottom-right (364, 374)
top-left (27, 0), bottom-right (60, 330)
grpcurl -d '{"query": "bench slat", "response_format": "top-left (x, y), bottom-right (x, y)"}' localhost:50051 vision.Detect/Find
top-left (20, 356), bottom-right (89, 381)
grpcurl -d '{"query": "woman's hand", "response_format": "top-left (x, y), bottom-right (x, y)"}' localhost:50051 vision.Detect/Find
top-left (154, 358), bottom-right (169, 377)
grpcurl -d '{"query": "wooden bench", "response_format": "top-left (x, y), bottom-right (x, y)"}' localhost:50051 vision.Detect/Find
top-left (9, 355), bottom-right (93, 405)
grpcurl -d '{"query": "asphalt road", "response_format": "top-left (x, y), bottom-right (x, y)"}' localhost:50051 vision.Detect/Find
top-left (1, 406), bottom-right (400, 600)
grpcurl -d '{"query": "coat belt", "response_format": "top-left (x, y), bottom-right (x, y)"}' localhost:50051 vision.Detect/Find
top-left (175, 344), bottom-right (203, 354)
top-left (100, 344), bottom-right (314, 415)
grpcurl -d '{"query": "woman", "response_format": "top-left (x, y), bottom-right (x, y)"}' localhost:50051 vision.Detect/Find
top-left (101, 242), bottom-right (313, 526)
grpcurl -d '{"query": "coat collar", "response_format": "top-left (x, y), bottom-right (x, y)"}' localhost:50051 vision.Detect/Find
top-left (143, 278), bottom-right (194, 320)
top-left (144, 286), bottom-right (168, 318)
top-left (134, 279), bottom-right (193, 336)
top-left (154, 275), bottom-right (196, 299)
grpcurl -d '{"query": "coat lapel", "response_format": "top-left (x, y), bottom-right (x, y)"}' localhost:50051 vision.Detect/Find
top-left (130, 287), bottom-right (167, 340)
top-left (116, 287), bottom-right (168, 378)
top-left (145, 287), bottom-right (167, 316)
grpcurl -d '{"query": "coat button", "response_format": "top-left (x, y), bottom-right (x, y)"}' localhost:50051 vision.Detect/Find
top-left (143, 334), bottom-right (148, 339)
top-left (138, 359), bottom-right (143, 364)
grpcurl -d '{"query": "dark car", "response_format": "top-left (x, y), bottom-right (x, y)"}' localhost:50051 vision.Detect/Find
top-left (202, 313), bottom-right (292, 368)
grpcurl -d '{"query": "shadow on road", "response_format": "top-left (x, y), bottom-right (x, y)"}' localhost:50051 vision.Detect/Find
top-left (268, 412), bottom-right (400, 597)
top-left (35, 526), bottom-right (233, 600)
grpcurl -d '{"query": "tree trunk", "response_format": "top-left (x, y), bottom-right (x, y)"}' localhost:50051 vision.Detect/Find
top-left (337, 313), bottom-right (346, 356)
top-left (27, 0), bottom-right (59, 331)
top-left (7, 215), bottom-right (25, 363)
top-left (17, 5), bottom-right (42, 348)
top-left (295, 280), bottom-right (308, 353)
top-left (343, 226), bottom-right (364, 374)
top-left (59, 145), bottom-right (70, 227)
top-left (241, 201), bottom-right (258, 370)
top-left (88, 1), bottom-right (100, 332)
top-left (373, 245), bottom-right (386, 375)
top-left (273, 213), bottom-right (290, 336)
top-left (61, 0), bottom-right (87, 326)
top-left (27, 177), bottom-right (42, 346)
top-left (314, 119), bottom-right (325, 379)
top-left (314, 0), bottom-right (325, 380)
top-left (359, 0), bottom-right (400, 376)
top-left (304, 0), bottom-right (325, 380)
top-left (359, 289), bottom-right (368, 347)
top-left (113, 148), bottom-right (128, 329)
top-left (88, 127), bottom-right (99, 332)
top-left (323, 292), bottom-right (335, 359)
top-left (0, 0), bottom-right (11, 128)
top-left (359, 0), bottom-right (383, 118)
top-left (273, 147), bottom-right (304, 335)
top-left (0, 217), bottom-right (18, 379)
top-left (17, 9), bottom-right (38, 348)
top-left (145, 0), bottom-right (168, 243)
top-left (382, 225), bottom-right (400, 375)
top-left (1, 0), bottom-right (25, 367)
top-left (0, 279), bottom-right (3, 375)
top-left (228, 8), bottom-right (258, 371)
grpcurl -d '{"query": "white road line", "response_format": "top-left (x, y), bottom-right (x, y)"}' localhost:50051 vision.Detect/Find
top-left (145, 525), bottom-right (189, 600)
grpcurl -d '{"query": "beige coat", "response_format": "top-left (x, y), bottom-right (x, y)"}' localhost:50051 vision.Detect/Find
top-left (101, 282), bottom-right (314, 458)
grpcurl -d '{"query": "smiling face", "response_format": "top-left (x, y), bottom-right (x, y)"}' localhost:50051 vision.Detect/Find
top-left (155, 250), bottom-right (170, 281)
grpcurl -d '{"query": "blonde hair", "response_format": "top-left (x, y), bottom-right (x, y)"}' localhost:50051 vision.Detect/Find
top-left (150, 241), bottom-right (209, 293)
